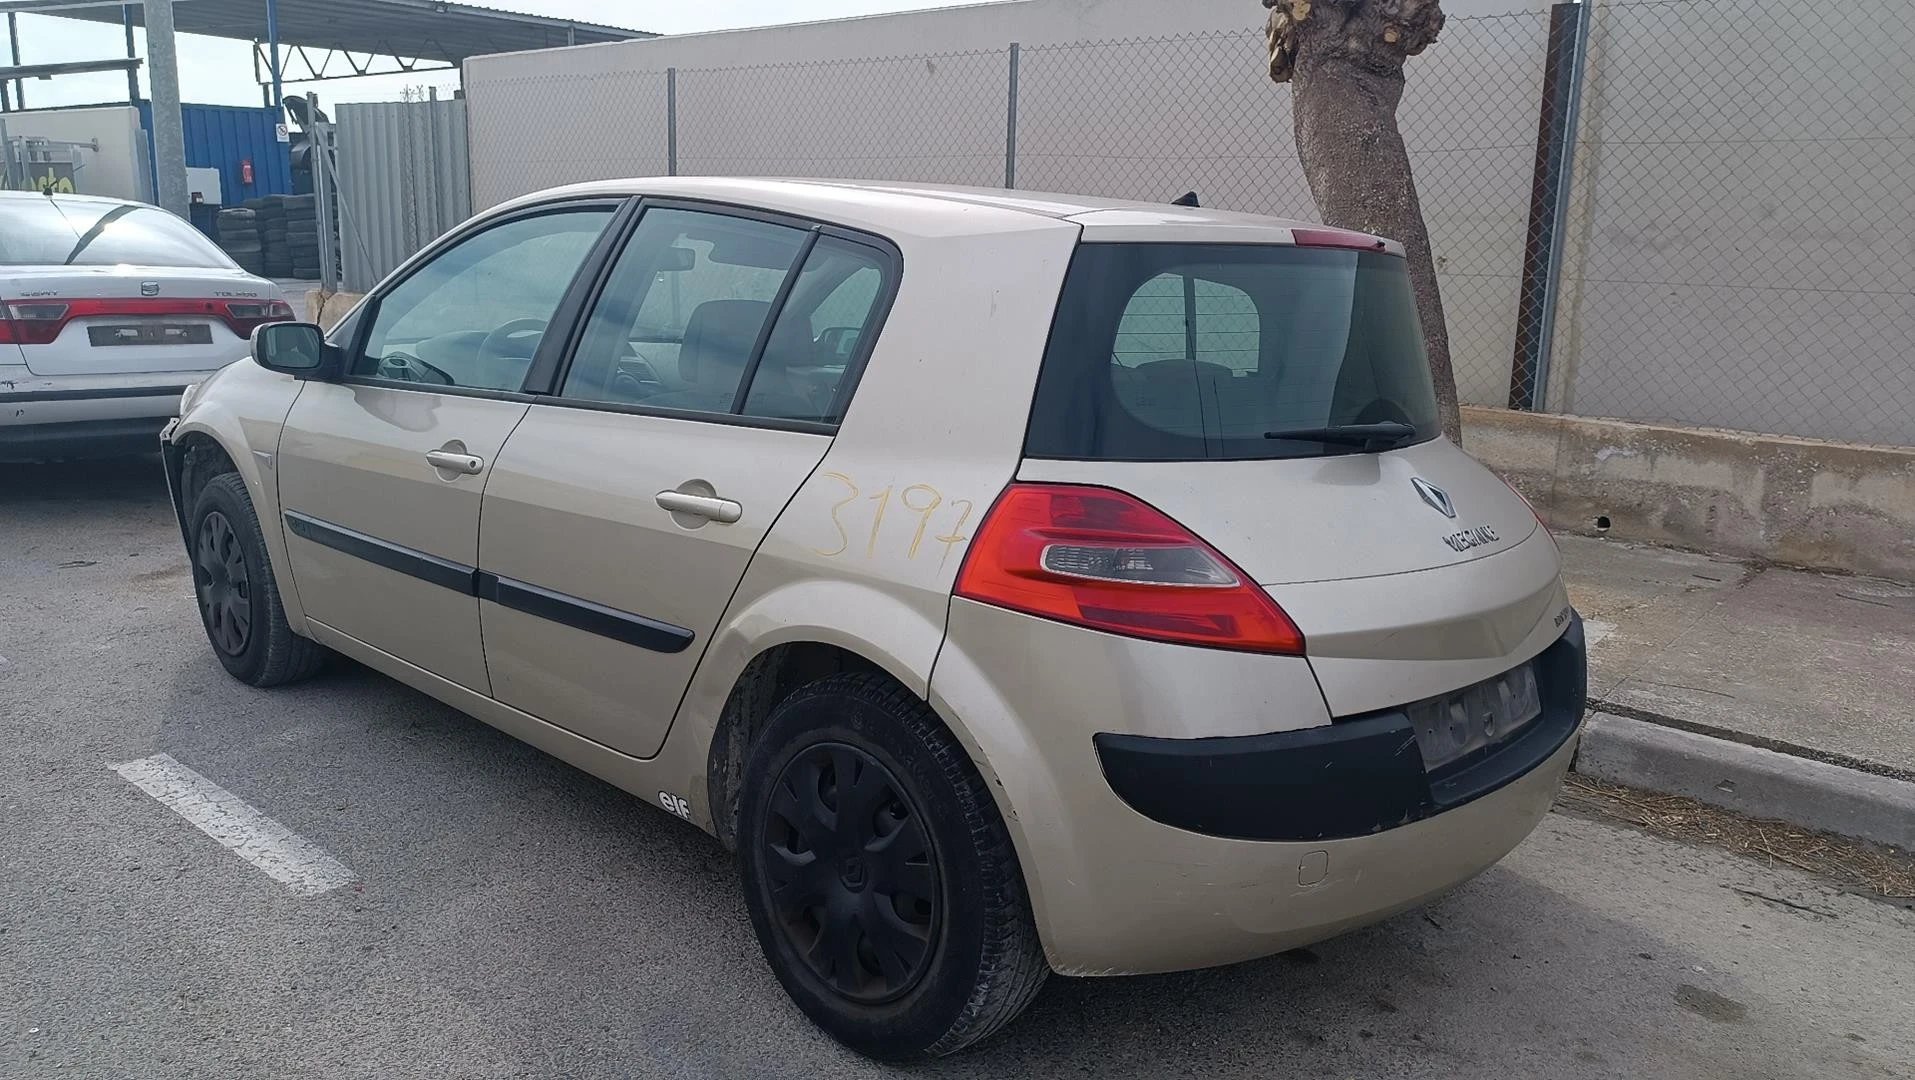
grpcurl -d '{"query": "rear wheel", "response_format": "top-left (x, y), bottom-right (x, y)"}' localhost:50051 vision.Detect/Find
top-left (738, 673), bottom-right (1047, 1060)
top-left (188, 473), bottom-right (327, 687)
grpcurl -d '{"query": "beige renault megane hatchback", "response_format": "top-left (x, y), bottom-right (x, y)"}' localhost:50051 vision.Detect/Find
top-left (162, 177), bottom-right (1587, 1060)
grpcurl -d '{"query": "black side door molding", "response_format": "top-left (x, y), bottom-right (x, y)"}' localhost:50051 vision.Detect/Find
top-left (282, 510), bottom-right (693, 654)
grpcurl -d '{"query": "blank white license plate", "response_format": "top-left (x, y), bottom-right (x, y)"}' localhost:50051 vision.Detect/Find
top-left (1405, 663), bottom-right (1543, 771)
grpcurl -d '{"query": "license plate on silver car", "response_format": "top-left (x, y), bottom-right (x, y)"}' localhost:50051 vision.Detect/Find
top-left (88, 323), bottom-right (213, 347)
top-left (1405, 663), bottom-right (1543, 772)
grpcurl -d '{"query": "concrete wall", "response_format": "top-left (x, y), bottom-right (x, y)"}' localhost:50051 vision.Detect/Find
top-left (463, 0), bottom-right (1554, 409)
top-left (1466, 405), bottom-right (1915, 581)
top-left (0, 106), bottom-right (148, 200)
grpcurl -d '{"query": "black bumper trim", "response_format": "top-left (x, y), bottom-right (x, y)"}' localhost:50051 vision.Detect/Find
top-left (1093, 615), bottom-right (1588, 843)
top-left (0, 384), bottom-right (191, 403)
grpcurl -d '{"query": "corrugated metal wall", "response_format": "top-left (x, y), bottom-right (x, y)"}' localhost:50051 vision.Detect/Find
top-left (138, 101), bottom-right (294, 206)
top-left (334, 98), bottom-right (471, 292)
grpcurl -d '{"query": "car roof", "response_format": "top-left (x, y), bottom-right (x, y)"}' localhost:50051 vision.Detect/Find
top-left (495, 177), bottom-right (1404, 253)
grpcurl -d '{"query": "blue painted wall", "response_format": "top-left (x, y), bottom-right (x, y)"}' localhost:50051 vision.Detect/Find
top-left (138, 101), bottom-right (294, 211)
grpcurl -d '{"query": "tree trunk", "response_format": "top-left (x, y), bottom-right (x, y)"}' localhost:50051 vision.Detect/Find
top-left (1264, 0), bottom-right (1462, 442)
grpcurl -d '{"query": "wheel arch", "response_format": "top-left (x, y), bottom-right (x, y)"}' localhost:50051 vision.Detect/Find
top-left (165, 391), bottom-right (309, 634)
top-left (704, 640), bottom-right (893, 851)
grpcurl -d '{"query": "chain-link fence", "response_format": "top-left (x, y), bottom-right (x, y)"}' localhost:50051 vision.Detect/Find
top-left (454, 0), bottom-right (1912, 447)
top-left (1550, 0), bottom-right (1913, 446)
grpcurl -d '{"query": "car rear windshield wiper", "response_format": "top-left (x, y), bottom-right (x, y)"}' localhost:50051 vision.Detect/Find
top-left (1262, 421), bottom-right (1418, 450)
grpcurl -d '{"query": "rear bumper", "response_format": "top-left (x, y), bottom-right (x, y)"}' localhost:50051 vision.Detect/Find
top-left (0, 412), bottom-right (177, 461)
top-left (0, 380), bottom-right (189, 460)
top-left (931, 595), bottom-right (1583, 976)
top-left (1095, 616), bottom-right (1587, 842)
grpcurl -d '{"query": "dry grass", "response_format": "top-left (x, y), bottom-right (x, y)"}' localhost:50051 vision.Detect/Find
top-left (1558, 774), bottom-right (1915, 906)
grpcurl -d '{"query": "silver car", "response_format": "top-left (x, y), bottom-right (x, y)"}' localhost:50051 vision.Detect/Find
top-left (162, 178), bottom-right (1586, 1059)
top-left (1, 190), bottom-right (293, 461)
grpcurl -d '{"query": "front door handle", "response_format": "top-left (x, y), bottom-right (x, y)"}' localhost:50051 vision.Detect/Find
top-left (425, 449), bottom-right (485, 475)
top-left (656, 490), bottom-right (743, 524)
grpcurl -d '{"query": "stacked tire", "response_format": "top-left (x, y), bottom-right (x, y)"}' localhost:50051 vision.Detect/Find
top-left (251, 197), bottom-right (294, 280)
top-left (283, 194), bottom-right (321, 280)
top-left (216, 207), bottom-right (264, 277)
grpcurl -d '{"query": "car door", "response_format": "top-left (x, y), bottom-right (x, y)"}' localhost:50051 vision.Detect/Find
top-left (476, 203), bottom-right (899, 757)
top-left (275, 201), bottom-right (622, 692)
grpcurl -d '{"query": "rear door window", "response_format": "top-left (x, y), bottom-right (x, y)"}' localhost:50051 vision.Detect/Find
top-left (1026, 244), bottom-right (1440, 460)
top-left (561, 209), bottom-right (896, 425)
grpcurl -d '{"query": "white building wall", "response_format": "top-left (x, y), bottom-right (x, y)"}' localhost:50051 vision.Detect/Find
top-left (0, 105), bottom-right (148, 200)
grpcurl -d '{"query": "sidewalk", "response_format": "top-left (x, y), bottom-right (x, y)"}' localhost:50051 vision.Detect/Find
top-left (1561, 535), bottom-right (1915, 777)
top-left (1556, 534), bottom-right (1915, 846)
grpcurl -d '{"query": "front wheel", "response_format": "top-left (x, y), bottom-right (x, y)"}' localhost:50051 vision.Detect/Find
top-left (738, 673), bottom-right (1048, 1060)
top-left (188, 472), bottom-right (328, 687)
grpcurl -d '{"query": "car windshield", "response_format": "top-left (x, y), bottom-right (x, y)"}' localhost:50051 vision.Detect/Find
top-left (0, 196), bottom-right (236, 269)
top-left (1025, 243), bottom-right (1441, 460)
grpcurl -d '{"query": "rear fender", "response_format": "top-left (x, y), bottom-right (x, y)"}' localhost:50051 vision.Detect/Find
top-left (669, 575), bottom-right (948, 823)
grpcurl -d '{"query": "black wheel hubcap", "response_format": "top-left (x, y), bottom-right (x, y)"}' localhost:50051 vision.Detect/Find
top-left (761, 743), bottom-right (940, 1003)
top-left (194, 510), bottom-right (252, 656)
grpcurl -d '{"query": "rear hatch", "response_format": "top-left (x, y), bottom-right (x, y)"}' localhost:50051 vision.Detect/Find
top-left (0, 195), bottom-right (286, 377)
top-left (1018, 233), bottom-right (1535, 583)
top-left (1011, 232), bottom-right (1560, 710)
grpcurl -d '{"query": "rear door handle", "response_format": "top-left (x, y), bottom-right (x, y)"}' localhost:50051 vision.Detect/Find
top-left (656, 490), bottom-right (743, 524)
top-left (425, 449), bottom-right (485, 475)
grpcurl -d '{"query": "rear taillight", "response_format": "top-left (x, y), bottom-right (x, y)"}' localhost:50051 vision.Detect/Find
top-left (954, 483), bottom-right (1305, 655)
top-left (0, 297), bottom-right (292, 343)
top-left (222, 300), bottom-right (295, 337)
top-left (0, 302), bottom-right (71, 345)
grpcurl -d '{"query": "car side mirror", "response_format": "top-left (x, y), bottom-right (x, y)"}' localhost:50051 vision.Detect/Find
top-left (251, 322), bottom-right (339, 380)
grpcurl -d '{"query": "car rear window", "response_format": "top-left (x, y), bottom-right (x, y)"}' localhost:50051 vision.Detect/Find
top-left (1025, 243), bottom-right (1440, 460)
top-left (0, 197), bottom-right (235, 269)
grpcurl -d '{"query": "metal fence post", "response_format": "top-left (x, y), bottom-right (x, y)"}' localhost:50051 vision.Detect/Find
top-left (312, 104), bottom-right (338, 292)
top-left (1004, 43), bottom-right (1020, 189)
top-left (1508, 0), bottom-right (1592, 410)
top-left (8, 13), bottom-right (23, 111)
top-left (666, 67), bottom-right (678, 176)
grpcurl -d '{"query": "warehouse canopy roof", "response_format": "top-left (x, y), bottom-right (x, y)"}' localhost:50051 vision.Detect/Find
top-left (0, 0), bottom-right (653, 64)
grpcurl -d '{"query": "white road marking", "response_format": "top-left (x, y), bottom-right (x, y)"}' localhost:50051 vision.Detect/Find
top-left (109, 753), bottom-right (356, 897)
top-left (1583, 618), bottom-right (1617, 649)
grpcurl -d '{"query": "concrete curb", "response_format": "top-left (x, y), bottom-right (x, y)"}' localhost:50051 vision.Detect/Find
top-left (1574, 712), bottom-right (1915, 851)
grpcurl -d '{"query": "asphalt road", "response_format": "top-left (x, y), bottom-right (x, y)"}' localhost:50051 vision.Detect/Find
top-left (3, 457), bottom-right (1912, 1080)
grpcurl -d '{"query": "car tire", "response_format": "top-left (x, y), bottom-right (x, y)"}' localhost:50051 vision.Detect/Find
top-left (188, 473), bottom-right (328, 687)
top-left (737, 672), bottom-right (1048, 1061)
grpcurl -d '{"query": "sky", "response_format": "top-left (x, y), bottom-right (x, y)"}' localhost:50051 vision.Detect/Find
top-left (5, 1), bottom-right (980, 110)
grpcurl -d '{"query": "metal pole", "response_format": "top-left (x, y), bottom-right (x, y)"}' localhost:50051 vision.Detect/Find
top-left (8, 13), bottom-right (23, 110)
top-left (144, 0), bottom-right (189, 216)
top-left (1528, 0), bottom-right (1593, 411)
top-left (666, 67), bottom-right (677, 176)
top-left (1003, 43), bottom-right (1019, 189)
top-left (122, 5), bottom-right (139, 102)
top-left (311, 97), bottom-right (338, 291)
top-left (265, 0), bottom-right (281, 112)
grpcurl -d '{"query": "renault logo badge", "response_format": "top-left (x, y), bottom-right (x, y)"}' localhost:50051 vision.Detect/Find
top-left (1411, 477), bottom-right (1456, 519)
